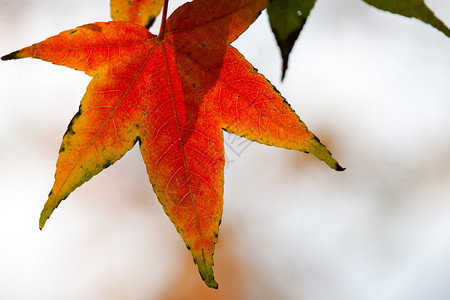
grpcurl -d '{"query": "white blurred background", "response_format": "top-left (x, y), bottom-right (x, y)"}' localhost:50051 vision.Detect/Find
top-left (1, 0), bottom-right (450, 299)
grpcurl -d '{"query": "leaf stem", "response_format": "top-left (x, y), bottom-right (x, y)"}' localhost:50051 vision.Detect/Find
top-left (157, 0), bottom-right (169, 41)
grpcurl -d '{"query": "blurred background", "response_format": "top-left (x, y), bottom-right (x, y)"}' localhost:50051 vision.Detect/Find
top-left (1, 0), bottom-right (450, 299)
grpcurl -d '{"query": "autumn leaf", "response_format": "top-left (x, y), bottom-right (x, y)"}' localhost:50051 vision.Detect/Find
top-left (362, 0), bottom-right (450, 37)
top-left (267, 0), bottom-right (316, 80)
top-left (111, 0), bottom-right (163, 28)
top-left (268, 0), bottom-right (449, 80)
top-left (2, 0), bottom-right (343, 288)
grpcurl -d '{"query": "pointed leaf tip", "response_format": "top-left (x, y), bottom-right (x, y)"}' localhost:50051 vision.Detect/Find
top-left (1, 50), bottom-right (20, 61)
top-left (336, 163), bottom-right (345, 172)
top-left (196, 257), bottom-right (218, 288)
top-left (205, 278), bottom-right (218, 289)
top-left (324, 156), bottom-right (345, 172)
top-left (39, 213), bottom-right (48, 230)
top-left (267, 0), bottom-right (317, 80)
top-left (39, 201), bottom-right (54, 230)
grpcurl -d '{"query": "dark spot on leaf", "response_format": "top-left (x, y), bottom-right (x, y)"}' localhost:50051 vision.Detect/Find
top-left (135, 136), bottom-right (142, 145)
top-left (65, 107), bottom-right (82, 136)
top-left (69, 29), bottom-right (78, 35)
top-left (186, 245), bottom-right (191, 250)
top-left (271, 83), bottom-right (281, 95)
top-left (103, 159), bottom-right (113, 169)
top-left (201, 43), bottom-right (207, 47)
top-left (192, 83), bottom-right (196, 88)
top-left (134, 123), bottom-right (141, 130)
top-left (144, 18), bottom-right (156, 29)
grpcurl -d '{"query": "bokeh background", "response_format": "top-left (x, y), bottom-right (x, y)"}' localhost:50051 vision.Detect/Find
top-left (1, 0), bottom-right (450, 299)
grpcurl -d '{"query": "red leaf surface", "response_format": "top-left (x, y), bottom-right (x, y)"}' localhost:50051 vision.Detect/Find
top-left (2, 0), bottom-right (343, 288)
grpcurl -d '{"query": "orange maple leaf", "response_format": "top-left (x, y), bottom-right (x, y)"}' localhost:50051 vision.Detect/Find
top-left (2, 0), bottom-right (343, 288)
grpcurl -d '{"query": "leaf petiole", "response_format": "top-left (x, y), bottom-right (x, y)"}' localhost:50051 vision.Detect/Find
top-left (157, 0), bottom-right (169, 40)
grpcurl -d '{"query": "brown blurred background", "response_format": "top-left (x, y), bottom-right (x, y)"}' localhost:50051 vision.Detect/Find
top-left (1, 0), bottom-right (450, 299)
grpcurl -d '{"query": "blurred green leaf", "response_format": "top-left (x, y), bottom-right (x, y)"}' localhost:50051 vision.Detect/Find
top-left (267, 0), bottom-right (316, 80)
top-left (363, 0), bottom-right (450, 37)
